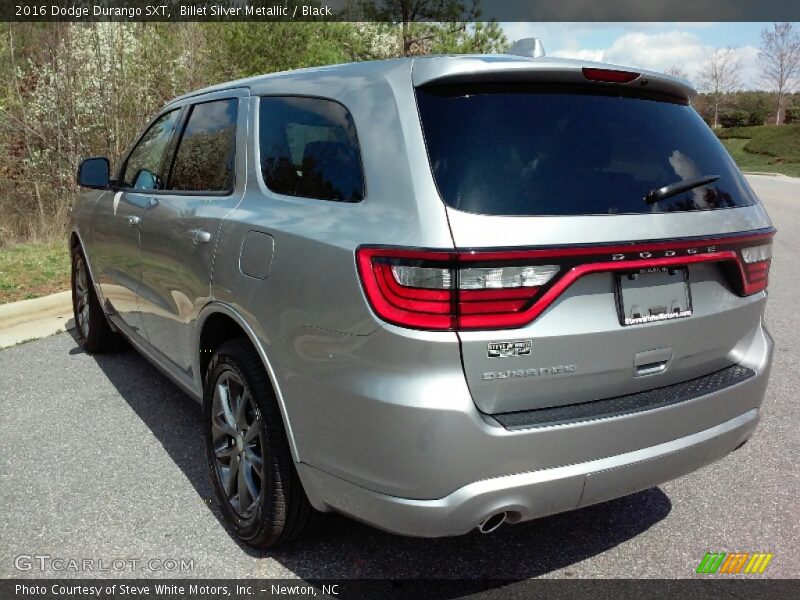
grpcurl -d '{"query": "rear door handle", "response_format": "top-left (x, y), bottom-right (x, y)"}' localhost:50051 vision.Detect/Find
top-left (188, 228), bottom-right (212, 245)
top-left (127, 215), bottom-right (141, 226)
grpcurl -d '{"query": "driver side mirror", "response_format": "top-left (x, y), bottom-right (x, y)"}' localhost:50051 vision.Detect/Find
top-left (77, 157), bottom-right (111, 189)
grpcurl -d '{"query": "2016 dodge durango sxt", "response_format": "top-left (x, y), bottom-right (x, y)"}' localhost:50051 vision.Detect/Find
top-left (71, 49), bottom-right (774, 547)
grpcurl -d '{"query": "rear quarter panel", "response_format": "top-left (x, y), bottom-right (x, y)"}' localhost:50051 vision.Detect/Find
top-left (209, 63), bottom-right (457, 464)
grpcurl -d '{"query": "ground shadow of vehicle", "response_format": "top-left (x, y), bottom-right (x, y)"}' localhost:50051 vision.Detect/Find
top-left (67, 327), bottom-right (672, 580)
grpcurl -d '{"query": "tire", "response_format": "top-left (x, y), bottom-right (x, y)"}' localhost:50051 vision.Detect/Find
top-left (203, 338), bottom-right (324, 547)
top-left (71, 246), bottom-right (117, 353)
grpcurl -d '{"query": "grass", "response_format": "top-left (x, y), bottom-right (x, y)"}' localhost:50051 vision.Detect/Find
top-left (716, 124), bottom-right (800, 177)
top-left (0, 241), bottom-right (70, 304)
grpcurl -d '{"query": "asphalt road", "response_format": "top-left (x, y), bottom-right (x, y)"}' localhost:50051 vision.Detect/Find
top-left (0, 175), bottom-right (798, 581)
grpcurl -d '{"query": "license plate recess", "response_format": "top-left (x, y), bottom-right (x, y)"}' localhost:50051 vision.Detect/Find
top-left (616, 267), bottom-right (692, 326)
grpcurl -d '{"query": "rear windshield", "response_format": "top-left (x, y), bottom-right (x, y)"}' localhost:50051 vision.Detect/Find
top-left (416, 84), bottom-right (757, 216)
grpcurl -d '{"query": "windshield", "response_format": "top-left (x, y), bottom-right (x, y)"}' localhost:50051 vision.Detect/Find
top-left (416, 84), bottom-right (757, 216)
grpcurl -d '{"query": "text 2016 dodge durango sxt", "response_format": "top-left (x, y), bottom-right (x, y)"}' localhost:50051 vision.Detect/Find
top-left (71, 49), bottom-right (774, 547)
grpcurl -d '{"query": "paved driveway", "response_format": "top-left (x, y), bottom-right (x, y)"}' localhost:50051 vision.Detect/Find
top-left (0, 175), bottom-right (797, 580)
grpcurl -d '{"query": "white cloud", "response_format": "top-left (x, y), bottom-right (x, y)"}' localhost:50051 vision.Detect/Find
top-left (551, 48), bottom-right (605, 62)
top-left (603, 31), bottom-right (708, 67)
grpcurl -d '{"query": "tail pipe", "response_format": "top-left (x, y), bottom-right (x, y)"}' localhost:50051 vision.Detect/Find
top-left (477, 512), bottom-right (507, 534)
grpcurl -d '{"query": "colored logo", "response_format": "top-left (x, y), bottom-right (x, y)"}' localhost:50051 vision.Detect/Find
top-left (696, 552), bottom-right (774, 574)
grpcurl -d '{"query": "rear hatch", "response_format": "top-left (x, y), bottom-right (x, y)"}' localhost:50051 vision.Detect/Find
top-left (414, 65), bottom-right (774, 415)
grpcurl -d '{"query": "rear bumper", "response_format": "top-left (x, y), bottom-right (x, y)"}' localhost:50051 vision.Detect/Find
top-left (296, 321), bottom-right (772, 536)
top-left (299, 408), bottom-right (759, 537)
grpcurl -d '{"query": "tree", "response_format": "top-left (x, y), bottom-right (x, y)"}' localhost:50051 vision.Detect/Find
top-left (359, 0), bottom-right (493, 57)
top-left (0, 23), bottom-right (213, 242)
top-left (730, 90), bottom-right (771, 125)
top-left (431, 21), bottom-right (506, 55)
top-left (759, 22), bottom-right (800, 125)
top-left (207, 22), bottom-right (371, 80)
top-left (665, 66), bottom-right (689, 82)
top-left (698, 48), bottom-right (741, 129)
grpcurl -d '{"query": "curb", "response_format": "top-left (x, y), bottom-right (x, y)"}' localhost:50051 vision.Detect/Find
top-left (0, 291), bottom-right (72, 329)
top-left (0, 291), bottom-right (73, 348)
top-left (743, 171), bottom-right (799, 179)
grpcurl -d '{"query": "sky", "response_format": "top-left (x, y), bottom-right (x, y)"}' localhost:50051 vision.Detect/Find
top-left (499, 22), bottom-right (774, 89)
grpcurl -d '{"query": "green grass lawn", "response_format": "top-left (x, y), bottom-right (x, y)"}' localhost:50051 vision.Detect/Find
top-left (0, 241), bottom-right (70, 304)
top-left (717, 124), bottom-right (800, 177)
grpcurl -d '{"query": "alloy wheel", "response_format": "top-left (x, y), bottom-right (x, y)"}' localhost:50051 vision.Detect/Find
top-left (74, 256), bottom-right (91, 339)
top-left (211, 370), bottom-right (265, 518)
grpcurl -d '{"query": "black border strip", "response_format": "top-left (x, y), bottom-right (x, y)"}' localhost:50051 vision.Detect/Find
top-left (2, 578), bottom-right (797, 599)
top-left (4, 1), bottom-right (800, 22)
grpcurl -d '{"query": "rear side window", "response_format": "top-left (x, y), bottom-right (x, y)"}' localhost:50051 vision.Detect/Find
top-left (122, 110), bottom-right (181, 190)
top-left (416, 84), bottom-right (758, 216)
top-left (259, 96), bottom-right (364, 202)
top-left (168, 99), bottom-right (238, 192)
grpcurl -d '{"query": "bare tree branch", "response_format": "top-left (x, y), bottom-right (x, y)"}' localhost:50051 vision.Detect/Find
top-left (698, 47), bottom-right (741, 129)
top-left (759, 22), bottom-right (800, 125)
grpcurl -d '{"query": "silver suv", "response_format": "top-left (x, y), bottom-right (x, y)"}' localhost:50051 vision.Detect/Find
top-left (72, 54), bottom-right (774, 547)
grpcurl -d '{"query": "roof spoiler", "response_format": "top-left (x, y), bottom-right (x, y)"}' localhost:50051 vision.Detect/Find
top-left (412, 57), bottom-right (696, 102)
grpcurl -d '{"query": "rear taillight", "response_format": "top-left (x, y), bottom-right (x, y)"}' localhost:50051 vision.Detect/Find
top-left (357, 248), bottom-right (560, 330)
top-left (739, 242), bottom-right (772, 295)
top-left (357, 230), bottom-right (775, 331)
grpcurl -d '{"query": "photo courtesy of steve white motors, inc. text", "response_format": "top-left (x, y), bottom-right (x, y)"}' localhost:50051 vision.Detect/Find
top-left (14, 583), bottom-right (341, 597)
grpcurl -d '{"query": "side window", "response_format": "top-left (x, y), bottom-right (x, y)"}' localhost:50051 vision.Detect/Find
top-left (259, 96), bottom-right (364, 202)
top-left (168, 99), bottom-right (238, 192)
top-left (122, 110), bottom-right (181, 190)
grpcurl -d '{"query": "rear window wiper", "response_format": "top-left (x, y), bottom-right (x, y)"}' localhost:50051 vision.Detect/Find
top-left (644, 175), bottom-right (721, 204)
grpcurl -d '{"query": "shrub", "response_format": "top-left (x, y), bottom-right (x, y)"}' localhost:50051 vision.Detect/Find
top-left (720, 110), bottom-right (750, 128)
top-left (784, 107), bottom-right (800, 124)
top-left (748, 110), bottom-right (768, 126)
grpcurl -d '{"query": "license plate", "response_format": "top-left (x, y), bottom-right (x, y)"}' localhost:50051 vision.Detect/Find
top-left (616, 267), bottom-right (692, 326)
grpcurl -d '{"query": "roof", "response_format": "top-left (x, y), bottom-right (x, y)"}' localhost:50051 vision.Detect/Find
top-left (168, 54), bottom-right (696, 106)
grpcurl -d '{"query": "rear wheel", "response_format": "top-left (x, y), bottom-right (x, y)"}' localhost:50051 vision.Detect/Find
top-left (203, 339), bottom-right (324, 547)
top-left (71, 246), bottom-right (117, 353)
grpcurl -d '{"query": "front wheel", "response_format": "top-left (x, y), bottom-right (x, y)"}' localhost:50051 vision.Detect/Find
top-left (203, 339), bottom-right (324, 547)
top-left (71, 246), bottom-right (117, 353)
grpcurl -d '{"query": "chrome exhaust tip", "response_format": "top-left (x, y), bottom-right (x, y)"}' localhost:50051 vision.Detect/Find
top-left (477, 512), bottom-right (507, 534)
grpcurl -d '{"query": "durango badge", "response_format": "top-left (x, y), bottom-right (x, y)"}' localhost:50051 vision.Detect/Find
top-left (482, 365), bottom-right (577, 380)
top-left (488, 340), bottom-right (533, 358)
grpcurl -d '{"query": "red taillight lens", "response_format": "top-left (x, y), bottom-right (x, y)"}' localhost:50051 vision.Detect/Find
top-left (357, 231), bottom-right (775, 331)
top-left (582, 67), bottom-right (640, 83)
top-left (739, 242), bottom-right (773, 295)
top-left (358, 249), bottom-right (456, 330)
top-left (356, 248), bottom-right (559, 330)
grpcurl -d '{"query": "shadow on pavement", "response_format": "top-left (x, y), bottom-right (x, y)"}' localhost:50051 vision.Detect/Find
top-left (66, 326), bottom-right (672, 580)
